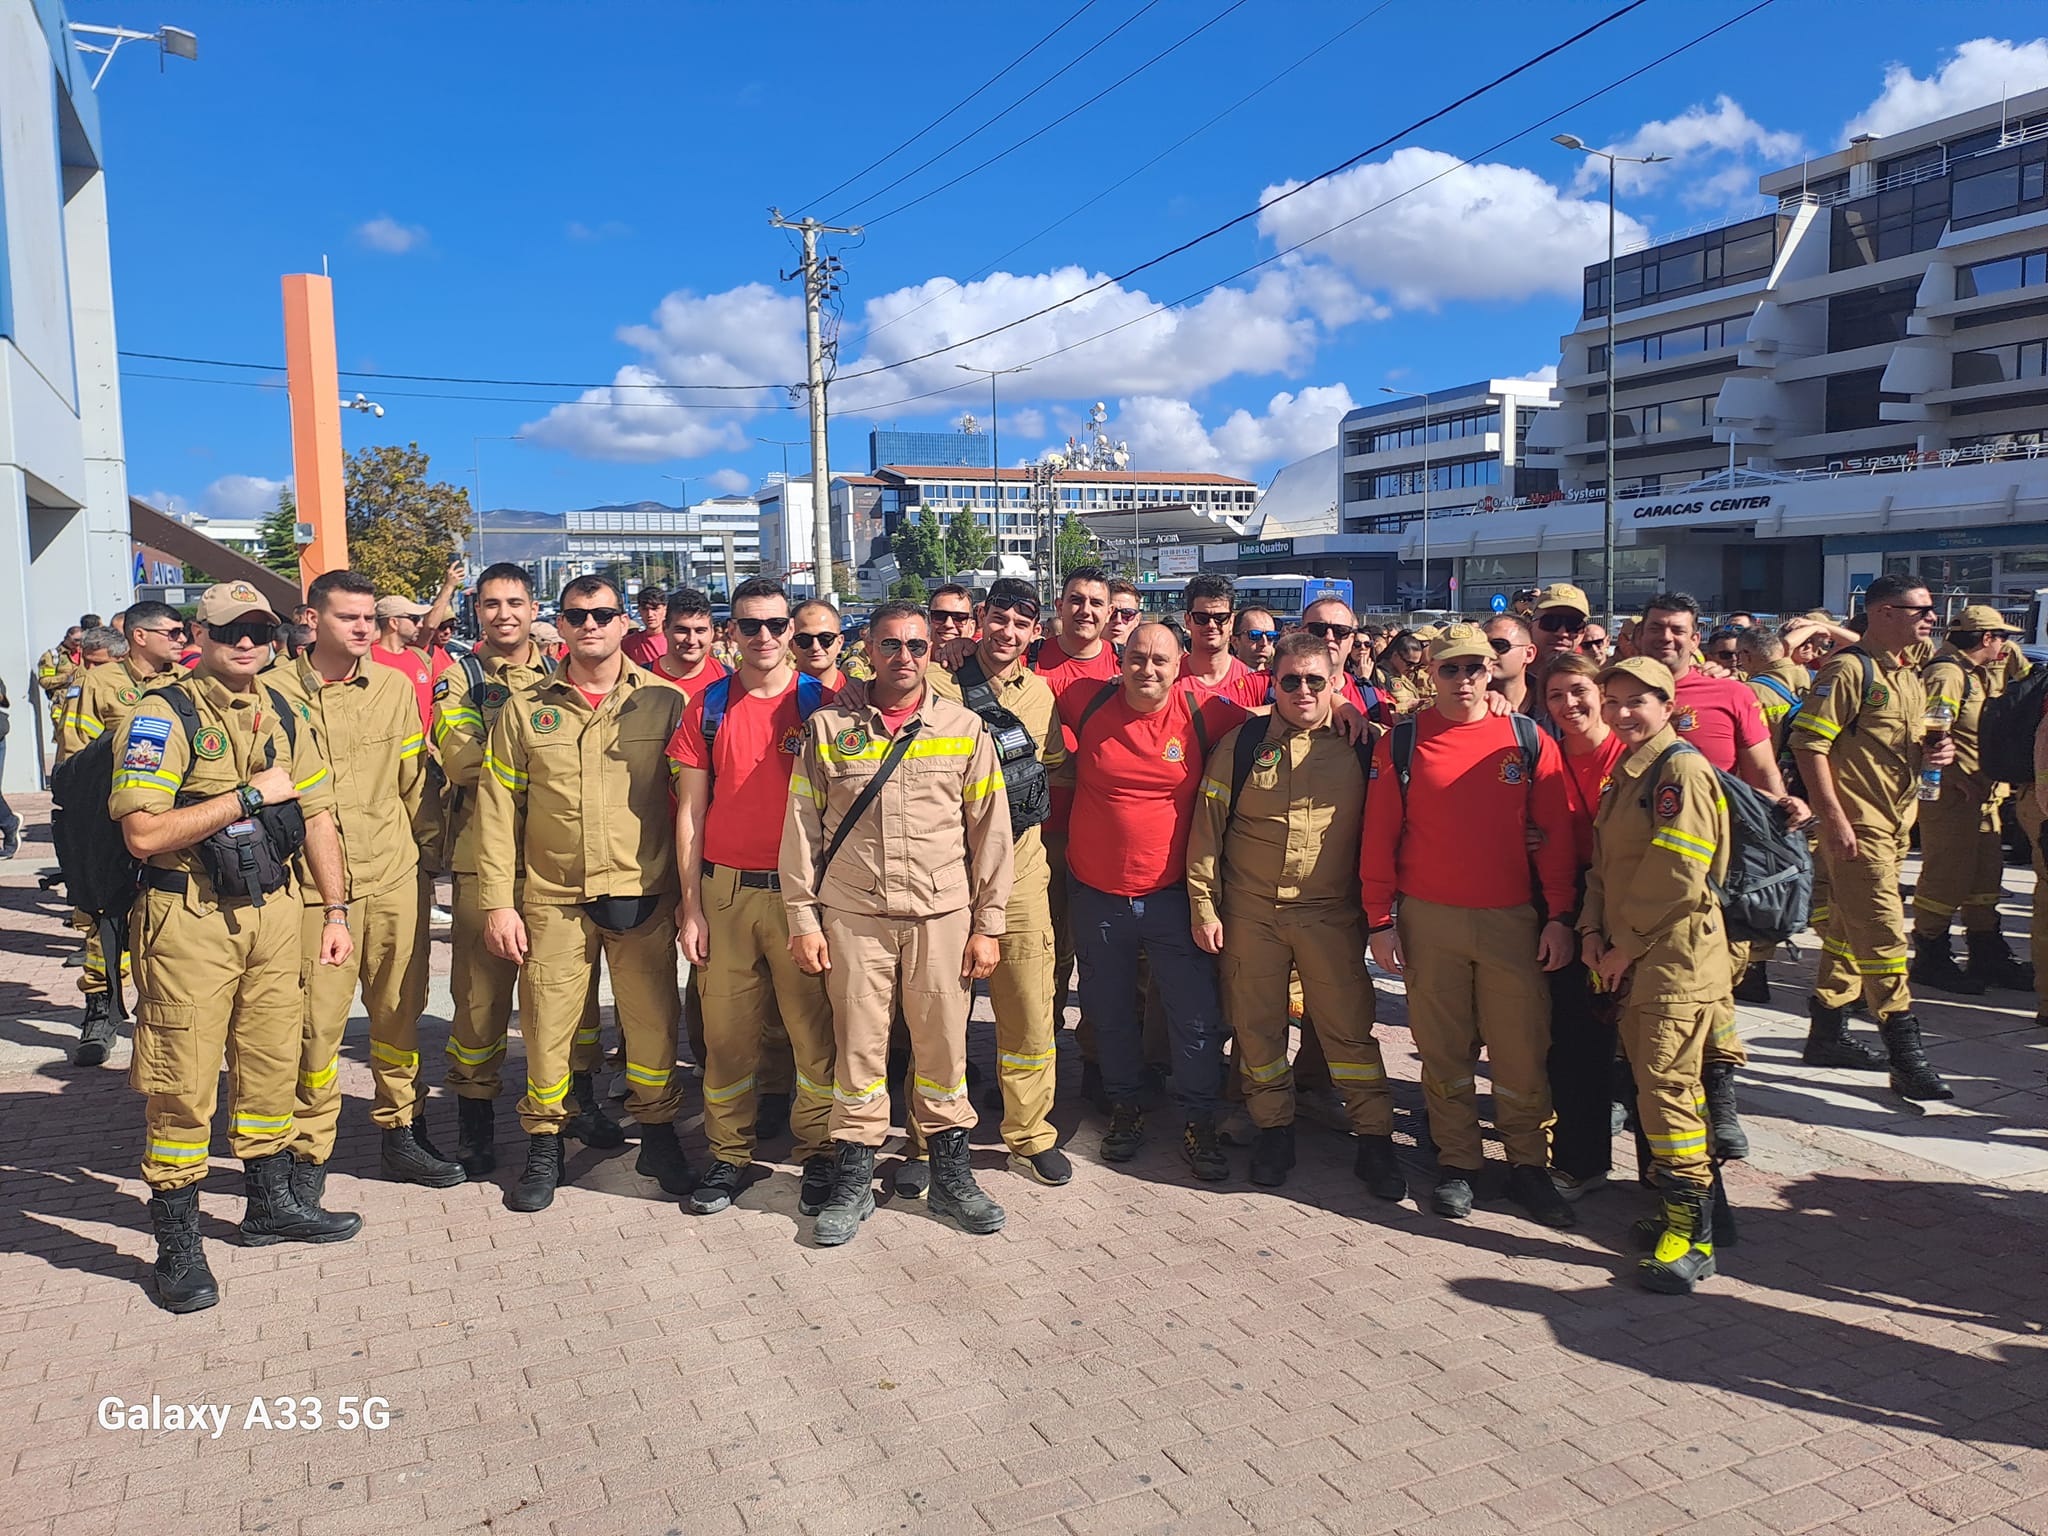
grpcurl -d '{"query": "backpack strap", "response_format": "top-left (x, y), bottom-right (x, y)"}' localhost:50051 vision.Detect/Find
top-left (1390, 717), bottom-right (1417, 798)
top-left (1186, 690), bottom-right (1210, 765)
top-left (262, 686), bottom-right (298, 754)
top-left (158, 683), bottom-right (204, 757)
top-left (1073, 679), bottom-right (1120, 743)
top-left (459, 653), bottom-right (488, 711)
top-left (1509, 712), bottom-right (1541, 783)
top-left (1829, 647), bottom-right (1879, 736)
top-left (1640, 741), bottom-right (1701, 813)
top-left (1752, 675), bottom-right (1799, 709)
top-left (956, 652), bottom-right (997, 716)
top-left (699, 675), bottom-right (735, 758)
top-left (1226, 719), bottom-right (1267, 812)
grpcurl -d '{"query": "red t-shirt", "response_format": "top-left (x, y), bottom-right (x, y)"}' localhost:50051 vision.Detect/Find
top-left (1032, 636), bottom-right (1122, 835)
top-left (1559, 730), bottom-right (1627, 870)
top-left (1670, 667), bottom-right (1767, 772)
top-left (666, 671), bottom-right (821, 873)
top-left (622, 628), bottom-right (668, 667)
top-left (651, 653), bottom-right (728, 703)
top-left (1058, 685), bottom-right (1248, 896)
top-left (428, 644), bottom-right (456, 680)
top-left (575, 685), bottom-right (610, 711)
top-left (369, 643), bottom-right (435, 732)
top-left (1359, 709), bottom-right (1579, 927)
top-left (1180, 653), bottom-right (1269, 708)
top-left (876, 700), bottom-right (917, 735)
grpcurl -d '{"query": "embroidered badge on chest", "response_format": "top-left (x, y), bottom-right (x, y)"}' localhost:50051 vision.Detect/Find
top-left (1498, 751), bottom-right (1525, 785)
top-left (1656, 783), bottom-right (1683, 820)
top-left (781, 727), bottom-right (805, 755)
top-left (531, 706), bottom-right (563, 734)
top-left (1865, 682), bottom-right (1889, 708)
top-left (1162, 736), bottom-right (1185, 764)
top-left (1674, 708), bottom-right (1698, 733)
top-left (115, 685), bottom-right (140, 706)
top-left (483, 682), bottom-right (510, 708)
top-left (193, 727), bottom-right (227, 761)
top-left (835, 726), bottom-right (868, 755)
top-left (1253, 743), bottom-right (1282, 771)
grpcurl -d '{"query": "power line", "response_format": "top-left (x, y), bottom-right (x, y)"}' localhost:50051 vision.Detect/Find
top-left (792, 0), bottom-right (1100, 215)
top-left (117, 349), bottom-right (777, 393)
top-left (119, 369), bottom-right (800, 413)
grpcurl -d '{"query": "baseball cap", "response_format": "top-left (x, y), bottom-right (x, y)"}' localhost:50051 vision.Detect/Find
top-left (531, 620), bottom-right (561, 644)
top-left (1598, 656), bottom-right (1676, 698)
top-left (374, 596), bottom-right (431, 620)
top-left (1430, 623), bottom-right (1494, 664)
top-left (194, 581), bottom-right (279, 627)
top-left (1950, 604), bottom-right (2022, 634)
top-left (1534, 582), bottom-right (1591, 615)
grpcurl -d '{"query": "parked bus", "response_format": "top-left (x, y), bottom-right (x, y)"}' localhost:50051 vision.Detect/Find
top-left (1130, 574), bottom-right (1355, 623)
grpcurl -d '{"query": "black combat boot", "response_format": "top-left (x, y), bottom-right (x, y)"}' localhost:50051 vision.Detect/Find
top-left (634, 1120), bottom-right (695, 1195)
top-left (380, 1123), bottom-right (466, 1187)
top-left (1352, 1134), bottom-right (1407, 1202)
top-left (1732, 961), bottom-right (1772, 1006)
top-left (74, 993), bottom-right (117, 1067)
top-left (1965, 931), bottom-right (2035, 992)
top-left (1182, 1118), bottom-right (1229, 1182)
top-left (753, 1091), bottom-right (792, 1143)
top-left (240, 1152), bottom-right (362, 1245)
top-left (1507, 1164), bottom-right (1576, 1229)
top-left (1248, 1123), bottom-right (1296, 1188)
top-left (927, 1127), bottom-right (1006, 1235)
top-left (1910, 933), bottom-right (1986, 995)
top-left (1701, 1061), bottom-right (1749, 1161)
top-left (505, 1133), bottom-right (565, 1212)
top-left (797, 1152), bottom-right (835, 1216)
top-left (1879, 1012), bottom-right (1954, 1102)
top-left (688, 1160), bottom-right (746, 1215)
top-left (564, 1072), bottom-right (626, 1149)
top-left (812, 1141), bottom-right (877, 1247)
top-left (455, 1097), bottom-right (497, 1177)
top-left (893, 1156), bottom-right (930, 1199)
top-left (147, 1187), bottom-right (219, 1313)
top-left (286, 1156), bottom-right (360, 1233)
top-left (1801, 996), bottom-right (1886, 1070)
top-left (1638, 1178), bottom-right (1716, 1294)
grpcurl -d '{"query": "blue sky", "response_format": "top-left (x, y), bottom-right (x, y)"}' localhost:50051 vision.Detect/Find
top-left (93, 0), bottom-right (2048, 525)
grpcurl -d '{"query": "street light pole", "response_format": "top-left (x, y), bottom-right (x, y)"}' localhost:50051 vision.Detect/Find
top-left (958, 364), bottom-right (1030, 575)
top-left (756, 436), bottom-right (804, 586)
top-left (1379, 388), bottom-right (1432, 610)
top-left (1554, 135), bottom-right (1669, 631)
top-left (471, 434), bottom-right (524, 573)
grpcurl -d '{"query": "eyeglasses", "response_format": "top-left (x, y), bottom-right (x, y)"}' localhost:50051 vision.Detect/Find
top-left (1487, 637), bottom-right (1515, 655)
top-left (1108, 606), bottom-right (1140, 622)
top-left (1304, 621), bottom-right (1356, 641)
top-left (1536, 610), bottom-right (1586, 635)
top-left (1276, 673), bottom-right (1329, 693)
top-left (1884, 603), bottom-right (1938, 618)
top-left (735, 615), bottom-right (792, 638)
top-left (791, 630), bottom-right (837, 650)
top-left (876, 636), bottom-right (930, 658)
top-left (930, 608), bottom-right (973, 626)
top-left (1436, 661), bottom-right (1487, 679)
top-left (1238, 628), bottom-right (1279, 643)
top-left (207, 621), bottom-right (274, 648)
top-left (559, 606), bottom-right (624, 628)
top-left (1186, 611), bottom-right (1231, 628)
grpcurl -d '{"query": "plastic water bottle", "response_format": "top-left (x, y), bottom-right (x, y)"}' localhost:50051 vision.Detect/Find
top-left (1918, 698), bottom-right (1955, 802)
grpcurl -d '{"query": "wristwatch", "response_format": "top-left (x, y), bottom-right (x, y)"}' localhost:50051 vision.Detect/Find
top-left (235, 783), bottom-right (264, 816)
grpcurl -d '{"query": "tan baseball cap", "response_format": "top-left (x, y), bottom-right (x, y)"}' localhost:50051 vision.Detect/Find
top-left (1430, 623), bottom-right (1494, 664)
top-left (374, 596), bottom-right (431, 620)
top-left (1951, 604), bottom-right (2022, 634)
top-left (531, 620), bottom-right (561, 644)
top-left (1598, 656), bottom-right (1676, 698)
top-left (194, 581), bottom-right (279, 626)
top-left (1534, 582), bottom-right (1591, 615)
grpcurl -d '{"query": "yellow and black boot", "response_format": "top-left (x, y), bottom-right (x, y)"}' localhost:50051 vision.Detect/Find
top-left (1637, 1179), bottom-right (1715, 1294)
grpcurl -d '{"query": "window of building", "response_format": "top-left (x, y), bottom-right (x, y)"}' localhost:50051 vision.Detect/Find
top-left (1954, 340), bottom-right (2048, 386)
top-left (1831, 177), bottom-right (1952, 269)
top-left (1950, 139), bottom-right (2048, 231)
top-left (1583, 215), bottom-right (1783, 318)
top-left (1823, 368), bottom-right (1886, 431)
top-left (1878, 145), bottom-right (1946, 182)
top-left (1828, 279), bottom-right (1918, 350)
top-left (1590, 394), bottom-right (1715, 439)
top-left (1346, 406), bottom-right (1500, 456)
top-left (1588, 314), bottom-right (1748, 373)
top-left (1957, 250), bottom-right (2048, 298)
top-left (1512, 466), bottom-right (1559, 498)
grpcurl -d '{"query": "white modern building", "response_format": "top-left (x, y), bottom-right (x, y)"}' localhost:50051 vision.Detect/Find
top-left (564, 497), bottom-right (760, 596)
top-left (3, 0), bottom-right (134, 788)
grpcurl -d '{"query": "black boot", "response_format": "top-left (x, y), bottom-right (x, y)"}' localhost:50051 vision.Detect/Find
top-left (1701, 1062), bottom-right (1749, 1161)
top-left (1732, 961), bottom-right (1772, 1006)
top-left (564, 1072), bottom-right (626, 1149)
top-left (1801, 997), bottom-right (1886, 1070)
top-left (927, 1127), bottom-right (1006, 1235)
top-left (797, 1153), bottom-right (834, 1216)
top-left (1100, 1103), bottom-right (1144, 1163)
top-left (380, 1123), bottom-right (466, 1187)
top-left (893, 1156), bottom-right (930, 1199)
top-left (1965, 930), bottom-right (2035, 992)
top-left (1248, 1123), bottom-right (1296, 1188)
top-left (1181, 1117), bottom-right (1229, 1182)
top-left (1879, 1012), bottom-right (1953, 1102)
top-left (147, 1187), bottom-right (219, 1313)
top-left (1353, 1134), bottom-right (1407, 1201)
top-left (75, 992), bottom-right (117, 1067)
top-left (1507, 1163), bottom-right (1576, 1229)
top-left (455, 1096), bottom-right (496, 1177)
top-left (505, 1133), bottom-right (565, 1212)
top-left (240, 1152), bottom-right (362, 1245)
top-left (753, 1091), bottom-right (792, 1143)
top-left (1910, 933), bottom-right (1986, 995)
top-left (1638, 1177), bottom-right (1716, 1294)
top-left (286, 1155), bottom-right (360, 1232)
top-left (634, 1121), bottom-right (695, 1195)
top-left (812, 1141), bottom-right (877, 1246)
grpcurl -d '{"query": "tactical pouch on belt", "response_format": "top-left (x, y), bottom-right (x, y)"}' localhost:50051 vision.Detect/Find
top-left (582, 895), bottom-right (661, 932)
top-left (190, 804), bottom-right (304, 906)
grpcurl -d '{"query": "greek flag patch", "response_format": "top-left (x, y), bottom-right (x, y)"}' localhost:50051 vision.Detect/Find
top-left (128, 715), bottom-right (173, 746)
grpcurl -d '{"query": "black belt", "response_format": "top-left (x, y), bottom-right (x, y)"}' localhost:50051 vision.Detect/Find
top-left (142, 869), bottom-right (190, 894)
top-left (707, 863), bottom-right (780, 891)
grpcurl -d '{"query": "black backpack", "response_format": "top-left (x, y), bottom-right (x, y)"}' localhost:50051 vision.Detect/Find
top-left (1387, 711), bottom-right (1542, 797)
top-left (1979, 664), bottom-right (2048, 790)
top-left (1644, 741), bottom-right (1812, 945)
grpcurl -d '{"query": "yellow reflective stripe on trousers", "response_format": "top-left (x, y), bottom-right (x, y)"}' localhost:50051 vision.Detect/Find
top-left (1912, 893), bottom-right (1958, 915)
top-left (795, 1070), bottom-right (834, 1097)
top-left (1243, 1055), bottom-right (1290, 1084)
top-left (147, 1138), bottom-right (210, 1164)
top-left (1328, 1060), bottom-right (1384, 1082)
top-left (702, 1074), bottom-right (757, 1105)
top-left (529, 1074), bottom-right (571, 1106)
top-left (1823, 937), bottom-right (1908, 975)
top-left (1647, 1129), bottom-right (1709, 1154)
top-left (835, 1075), bottom-right (887, 1106)
top-left (369, 1040), bottom-right (419, 1071)
top-left (299, 1055), bottom-right (340, 1091)
top-left (232, 1111), bottom-right (293, 1135)
top-left (914, 1073), bottom-right (967, 1101)
top-left (624, 1060), bottom-right (671, 1088)
top-left (444, 1036), bottom-right (507, 1065)
top-left (574, 1026), bottom-right (601, 1045)
top-left (999, 1048), bottom-right (1054, 1071)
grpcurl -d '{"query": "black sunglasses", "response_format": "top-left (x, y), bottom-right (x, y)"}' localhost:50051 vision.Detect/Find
top-left (1537, 610), bottom-right (1586, 634)
top-left (559, 606), bottom-right (624, 628)
top-left (207, 620), bottom-right (274, 648)
top-left (877, 636), bottom-right (930, 657)
top-left (1108, 605), bottom-right (1141, 622)
top-left (930, 608), bottom-right (974, 625)
top-left (735, 615), bottom-right (792, 638)
top-left (1186, 611), bottom-right (1232, 628)
top-left (792, 630), bottom-right (837, 650)
top-left (1709, 648), bottom-right (1739, 663)
top-left (1436, 661), bottom-right (1487, 679)
top-left (1488, 637), bottom-right (1515, 655)
top-left (1304, 621), bottom-right (1356, 641)
top-left (1276, 673), bottom-right (1329, 693)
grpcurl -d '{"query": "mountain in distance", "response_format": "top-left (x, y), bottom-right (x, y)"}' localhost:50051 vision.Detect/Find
top-left (474, 506), bottom-right (565, 562)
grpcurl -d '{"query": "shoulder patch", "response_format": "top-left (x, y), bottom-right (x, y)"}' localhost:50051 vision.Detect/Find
top-left (432, 676), bottom-right (451, 699)
top-left (127, 714), bottom-right (173, 746)
top-left (1656, 782), bottom-right (1683, 820)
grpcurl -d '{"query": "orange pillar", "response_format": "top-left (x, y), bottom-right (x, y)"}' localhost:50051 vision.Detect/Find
top-left (283, 274), bottom-right (347, 589)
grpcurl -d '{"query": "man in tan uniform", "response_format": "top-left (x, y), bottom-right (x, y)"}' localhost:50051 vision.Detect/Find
top-left (434, 562), bottom-right (622, 1176)
top-left (1791, 574), bottom-right (1954, 1101)
top-left (1913, 606), bottom-right (2033, 994)
top-left (781, 601), bottom-right (1015, 1247)
top-left (478, 575), bottom-right (692, 1212)
top-left (110, 582), bottom-right (358, 1314)
top-left (269, 570), bottom-right (462, 1193)
top-left (1186, 630), bottom-right (1404, 1199)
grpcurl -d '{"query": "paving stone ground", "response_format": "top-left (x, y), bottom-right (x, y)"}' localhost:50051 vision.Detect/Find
top-left (3, 788), bottom-right (2047, 1536)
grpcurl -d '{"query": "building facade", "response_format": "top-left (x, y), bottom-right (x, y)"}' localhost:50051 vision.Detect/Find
top-left (868, 428), bottom-right (991, 473)
top-left (563, 498), bottom-right (761, 597)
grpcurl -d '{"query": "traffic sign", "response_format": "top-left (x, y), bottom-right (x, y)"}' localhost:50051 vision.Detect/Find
top-left (1490, 593), bottom-right (1507, 613)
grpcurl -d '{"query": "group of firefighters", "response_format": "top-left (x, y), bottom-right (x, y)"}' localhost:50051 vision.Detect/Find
top-left (22, 558), bottom-right (2040, 1315)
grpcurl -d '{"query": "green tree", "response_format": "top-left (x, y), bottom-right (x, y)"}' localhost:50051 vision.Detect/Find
top-left (890, 574), bottom-right (929, 601)
top-left (944, 508), bottom-right (993, 575)
top-left (257, 486), bottom-right (301, 578)
top-left (1054, 513), bottom-right (1095, 579)
top-left (831, 561), bottom-right (856, 600)
top-left (893, 506), bottom-right (945, 580)
top-left (343, 442), bottom-right (474, 597)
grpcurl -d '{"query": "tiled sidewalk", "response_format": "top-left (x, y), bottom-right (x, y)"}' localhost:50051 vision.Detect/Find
top-left (3, 791), bottom-right (2046, 1536)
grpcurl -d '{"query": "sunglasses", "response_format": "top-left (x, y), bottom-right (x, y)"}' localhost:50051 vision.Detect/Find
top-left (1488, 637), bottom-right (1516, 655)
top-left (1108, 606), bottom-right (1141, 622)
top-left (1709, 648), bottom-right (1739, 663)
top-left (1577, 638), bottom-right (1606, 654)
top-left (986, 598), bottom-right (1040, 622)
top-left (1537, 610), bottom-right (1586, 634)
top-left (876, 637), bottom-right (930, 658)
top-left (559, 606), bottom-right (624, 628)
top-left (1304, 621), bottom-right (1356, 641)
top-left (930, 608), bottom-right (973, 625)
top-left (207, 620), bottom-right (274, 648)
top-left (134, 626), bottom-right (185, 640)
top-left (791, 630), bottom-right (837, 650)
top-left (1885, 603), bottom-right (1938, 618)
top-left (1186, 611), bottom-right (1231, 628)
top-left (1436, 661), bottom-right (1488, 679)
top-left (1239, 629), bottom-right (1279, 643)
top-left (735, 615), bottom-right (792, 638)
top-left (1276, 673), bottom-right (1329, 694)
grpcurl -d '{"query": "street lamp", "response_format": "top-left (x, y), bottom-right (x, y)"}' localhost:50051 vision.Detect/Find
top-left (756, 437), bottom-right (807, 586)
top-left (957, 363), bottom-right (1031, 571)
top-left (1553, 133), bottom-right (1670, 631)
top-left (471, 434), bottom-right (524, 572)
top-left (660, 475), bottom-right (693, 589)
top-left (1379, 387), bottom-right (1433, 611)
top-left (70, 22), bottom-right (197, 87)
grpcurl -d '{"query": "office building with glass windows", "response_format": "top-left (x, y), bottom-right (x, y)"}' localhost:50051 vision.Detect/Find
top-left (868, 429), bottom-right (992, 473)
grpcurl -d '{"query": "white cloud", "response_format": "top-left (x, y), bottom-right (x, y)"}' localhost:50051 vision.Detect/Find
top-left (704, 467), bottom-right (752, 495)
top-left (1567, 96), bottom-right (1802, 205)
top-left (146, 473), bottom-right (289, 523)
top-left (1256, 149), bottom-right (1645, 310)
top-left (1113, 385), bottom-right (1357, 477)
top-left (1008, 407), bottom-right (1046, 439)
top-left (1847, 37), bottom-right (2048, 140)
top-left (567, 219), bottom-right (632, 242)
top-left (356, 215), bottom-right (427, 254)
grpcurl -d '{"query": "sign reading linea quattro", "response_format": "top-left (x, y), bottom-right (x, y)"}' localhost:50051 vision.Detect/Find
top-left (1627, 493), bottom-right (1778, 526)
top-left (1237, 537), bottom-right (1294, 559)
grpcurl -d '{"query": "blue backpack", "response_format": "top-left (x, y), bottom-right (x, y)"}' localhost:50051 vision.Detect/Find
top-left (699, 672), bottom-right (827, 770)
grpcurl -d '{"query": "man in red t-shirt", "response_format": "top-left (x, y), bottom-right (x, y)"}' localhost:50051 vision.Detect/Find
top-left (621, 585), bottom-right (669, 668)
top-left (1059, 621), bottom-right (1247, 1178)
top-left (1360, 624), bottom-right (1579, 1228)
top-left (668, 576), bottom-right (839, 1219)
top-left (1178, 573), bottom-right (1265, 706)
top-left (647, 586), bottom-right (728, 701)
top-left (370, 597), bottom-right (438, 731)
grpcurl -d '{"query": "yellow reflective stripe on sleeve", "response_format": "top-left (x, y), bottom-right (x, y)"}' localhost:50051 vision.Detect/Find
top-left (299, 1055), bottom-right (340, 1091)
top-left (486, 751), bottom-right (529, 791)
top-left (1200, 777), bottom-right (1229, 802)
top-left (397, 732), bottom-right (426, 760)
top-left (962, 768), bottom-right (1006, 802)
top-left (78, 715), bottom-right (105, 740)
top-left (1792, 714), bottom-right (1841, 741)
top-left (369, 1040), bottom-right (419, 1071)
top-left (1650, 831), bottom-right (1716, 863)
top-left (294, 766), bottom-right (329, 793)
top-left (146, 1138), bottom-right (211, 1164)
top-left (444, 1036), bottom-right (507, 1065)
top-left (1327, 1061), bottom-right (1385, 1083)
top-left (113, 770), bottom-right (184, 793)
top-left (529, 1074), bottom-right (571, 1106)
top-left (702, 1074), bottom-right (757, 1105)
top-left (789, 772), bottom-right (822, 804)
top-left (623, 1060), bottom-right (671, 1088)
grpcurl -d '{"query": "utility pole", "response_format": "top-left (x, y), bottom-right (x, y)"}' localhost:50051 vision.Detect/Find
top-left (770, 209), bottom-right (861, 607)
